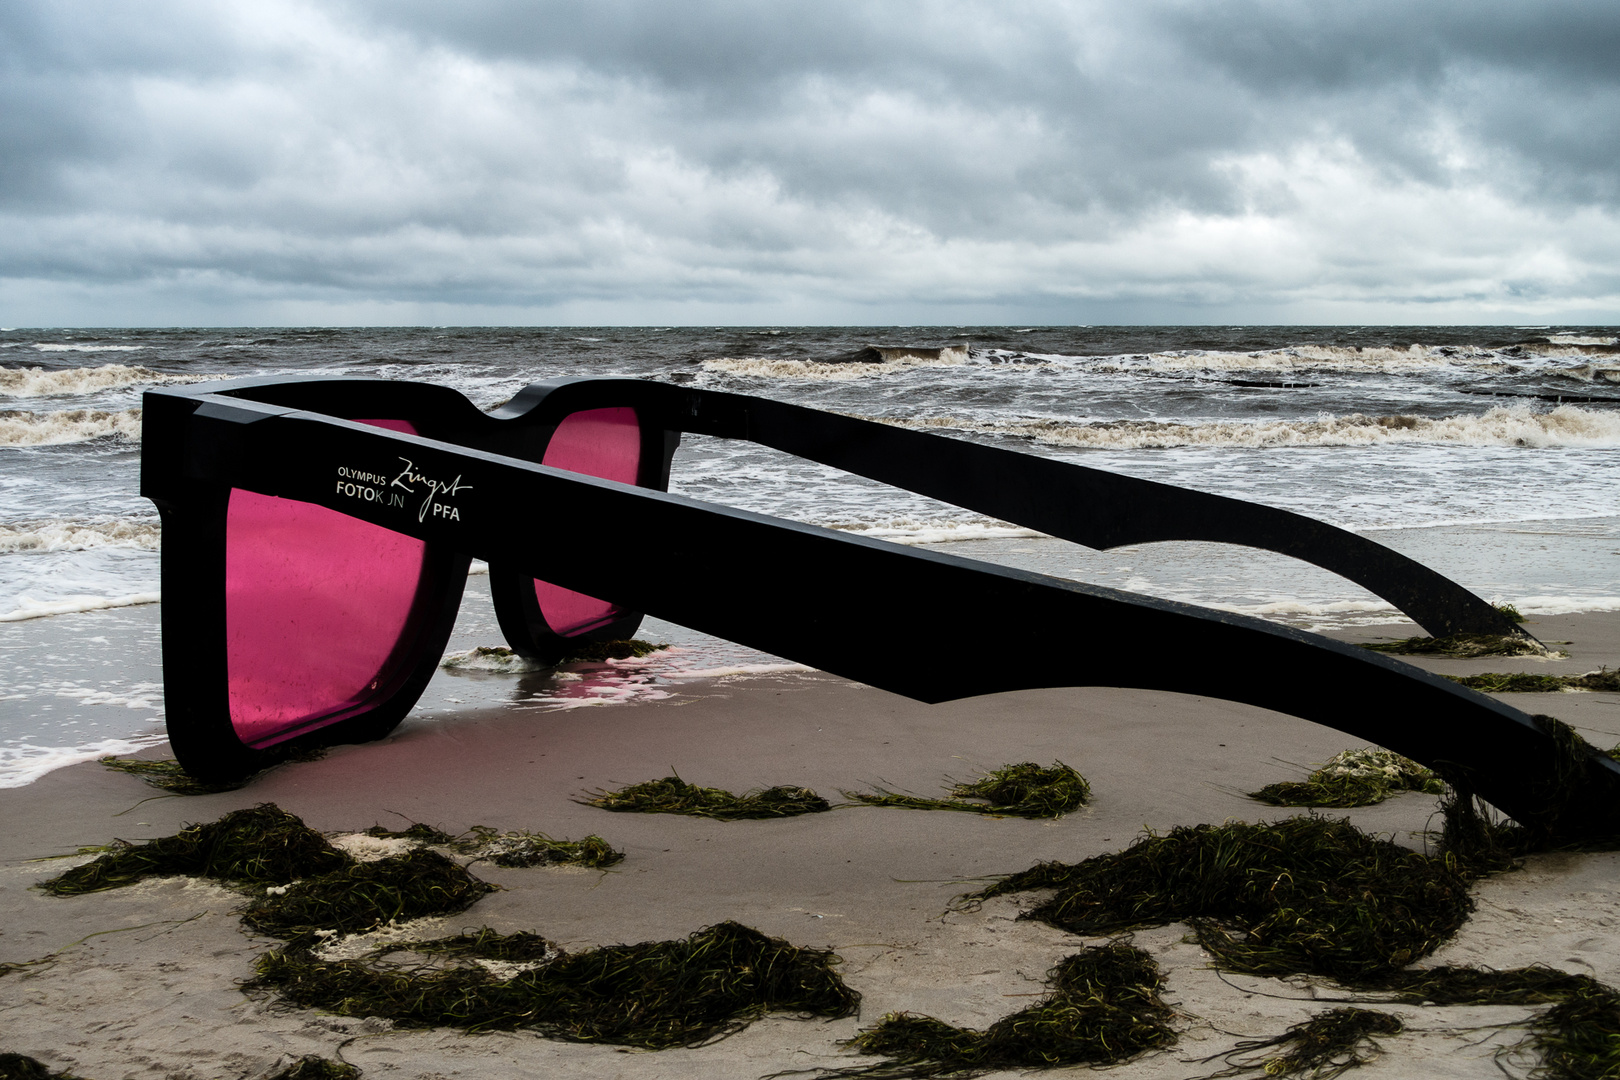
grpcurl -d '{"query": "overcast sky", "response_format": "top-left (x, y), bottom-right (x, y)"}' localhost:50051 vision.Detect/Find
top-left (3, 0), bottom-right (1618, 326)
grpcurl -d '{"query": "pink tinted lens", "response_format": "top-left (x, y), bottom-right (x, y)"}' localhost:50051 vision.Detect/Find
top-left (535, 407), bottom-right (641, 635)
top-left (225, 419), bottom-right (426, 747)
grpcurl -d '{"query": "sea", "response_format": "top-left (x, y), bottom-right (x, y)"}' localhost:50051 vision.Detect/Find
top-left (1, 325), bottom-right (1617, 786)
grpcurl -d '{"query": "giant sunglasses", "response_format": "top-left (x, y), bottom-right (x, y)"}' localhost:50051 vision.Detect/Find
top-left (142, 375), bottom-right (1620, 835)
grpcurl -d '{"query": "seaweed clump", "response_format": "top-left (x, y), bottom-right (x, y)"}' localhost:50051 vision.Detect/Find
top-left (378, 928), bottom-right (559, 964)
top-left (583, 775), bottom-right (832, 820)
top-left (1529, 980), bottom-right (1620, 1080)
top-left (559, 639), bottom-right (667, 663)
top-left (1360, 633), bottom-right (1554, 658)
top-left (844, 762), bottom-right (1090, 819)
top-left (40, 804), bottom-right (352, 896)
top-left (97, 755), bottom-right (243, 795)
top-left (831, 943), bottom-right (1173, 1079)
top-left (1201, 1008), bottom-right (1403, 1079)
top-left (1250, 748), bottom-right (1444, 808)
top-left (1450, 668), bottom-right (1620, 694)
top-left (240, 848), bottom-right (497, 943)
top-left (461, 826), bottom-right (624, 868)
top-left (247, 921), bottom-right (859, 1048)
top-left (0, 1054), bottom-right (86, 1080)
top-left (267, 1059), bottom-right (361, 1080)
top-left (1363, 966), bottom-right (1620, 1080)
top-left (366, 822), bottom-right (625, 868)
top-left (971, 816), bottom-right (1473, 984)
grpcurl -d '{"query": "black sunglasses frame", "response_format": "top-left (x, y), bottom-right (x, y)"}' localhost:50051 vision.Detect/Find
top-left (141, 375), bottom-right (1616, 837)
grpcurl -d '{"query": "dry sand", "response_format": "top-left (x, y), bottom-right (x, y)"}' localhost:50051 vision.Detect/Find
top-left (2, 611), bottom-right (1618, 1079)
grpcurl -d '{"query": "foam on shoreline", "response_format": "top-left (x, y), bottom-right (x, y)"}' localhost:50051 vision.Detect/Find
top-left (875, 403), bottom-right (1620, 450)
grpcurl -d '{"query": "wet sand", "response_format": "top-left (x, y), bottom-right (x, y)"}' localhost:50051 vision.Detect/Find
top-left (2, 611), bottom-right (1618, 1079)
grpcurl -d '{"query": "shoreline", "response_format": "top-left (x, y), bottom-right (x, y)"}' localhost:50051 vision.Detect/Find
top-left (2, 610), bottom-right (1619, 1077)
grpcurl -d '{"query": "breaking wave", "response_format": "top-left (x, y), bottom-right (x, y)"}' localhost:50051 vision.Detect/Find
top-left (880, 404), bottom-right (1620, 450)
top-left (0, 592), bottom-right (161, 622)
top-left (0, 408), bottom-right (142, 446)
top-left (0, 363), bottom-right (178, 398)
top-left (824, 518), bottom-right (1044, 545)
top-left (0, 520), bottom-right (161, 553)
top-left (1017, 342), bottom-right (1619, 377)
top-left (704, 345), bottom-right (970, 381)
top-left (29, 343), bottom-right (148, 353)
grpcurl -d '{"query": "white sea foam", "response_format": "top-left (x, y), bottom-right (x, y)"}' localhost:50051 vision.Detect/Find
top-left (0, 734), bottom-right (167, 789)
top-left (0, 520), bottom-right (160, 553)
top-left (0, 592), bottom-right (161, 622)
top-left (441, 645), bottom-right (546, 673)
top-left (1548, 334), bottom-right (1619, 347)
top-left (30, 343), bottom-right (148, 353)
top-left (0, 363), bottom-right (179, 398)
top-left (1559, 365), bottom-right (1620, 384)
top-left (826, 519), bottom-right (1046, 545)
top-left (0, 408), bottom-right (142, 446)
top-left (704, 345), bottom-right (970, 381)
top-left (662, 662), bottom-right (816, 679)
top-left (1512, 595), bottom-right (1620, 616)
top-left (880, 404), bottom-right (1620, 450)
top-left (1013, 342), bottom-right (1618, 376)
top-left (49, 680), bottom-right (164, 709)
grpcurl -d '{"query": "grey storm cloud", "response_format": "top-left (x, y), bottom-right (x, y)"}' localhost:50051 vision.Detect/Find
top-left (1, 0), bottom-right (1617, 323)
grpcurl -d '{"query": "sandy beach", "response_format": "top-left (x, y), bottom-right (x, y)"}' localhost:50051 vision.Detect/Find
top-left (3, 610), bottom-right (1619, 1079)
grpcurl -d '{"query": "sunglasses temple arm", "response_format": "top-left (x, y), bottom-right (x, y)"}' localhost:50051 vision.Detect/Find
top-left (213, 406), bottom-right (1618, 842)
top-left (649, 388), bottom-right (1526, 643)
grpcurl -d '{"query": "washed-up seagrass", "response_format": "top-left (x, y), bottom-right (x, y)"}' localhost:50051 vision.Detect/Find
top-left (1250, 748), bottom-right (1444, 808)
top-left (248, 921), bottom-right (858, 1048)
top-left (1449, 668), bottom-right (1620, 694)
top-left (366, 822), bottom-right (624, 868)
top-left (971, 816), bottom-right (1472, 983)
top-left (826, 942), bottom-right (1173, 1078)
top-left (40, 804), bottom-right (352, 895)
top-left (582, 775), bottom-right (831, 820)
top-left (1200, 1008), bottom-right (1403, 1079)
top-left (240, 848), bottom-right (496, 942)
top-left (844, 762), bottom-right (1090, 819)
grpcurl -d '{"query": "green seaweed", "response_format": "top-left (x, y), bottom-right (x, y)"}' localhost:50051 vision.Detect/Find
top-left (1450, 668), bottom-right (1620, 694)
top-left (0, 1054), bottom-right (85, 1080)
top-left (559, 639), bottom-right (668, 663)
top-left (39, 805), bottom-right (352, 895)
top-left (97, 750), bottom-right (326, 795)
top-left (247, 921), bottom-right (859, 1048)
top-left (1529, 981), bottom-right (1620, 1080)
top-left (377, 928), bottom-right (558, 963)
top-left (364, 822), bottom-right (461, 845)
top-left (583, 775), bottom-right (831, 820)
top-left (829, 943), bottom-right (1174, 1078)
top-left (96, 755), bottom-right (243, 795)
top-left (845, 762), bottom-right (1090, 820)
top-left (267, 1058), bottom-right (361, 1080)
top-left (1496, 603), bottom-right (1528, 624)
top-left (1360, 633), bottom-right (1552, 658)
top-left (460, 826), bottom-right (625, 868)
top-left (1250, 748), bottom-right (1444, 808)
top-left (1371, 964), bottom-right (1601, 1005)
top-left (240, 848), bottom-right (497, 943)
top-left (971, 816), bottom-right (1473, 984)
top-left (1202, 1008), bottom-right (1403, 1079)
top-left (1359, 966), bottom-right (1620, 1080)
top-left (365, 821), bottom-right (624, 868)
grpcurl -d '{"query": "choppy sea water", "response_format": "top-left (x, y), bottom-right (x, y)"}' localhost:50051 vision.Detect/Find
top-left (1, 325), bottom-right (1616, 785)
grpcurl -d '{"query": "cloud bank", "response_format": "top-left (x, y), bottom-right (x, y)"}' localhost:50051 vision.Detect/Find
top-left (2, 0), bottom-right (1618, 324)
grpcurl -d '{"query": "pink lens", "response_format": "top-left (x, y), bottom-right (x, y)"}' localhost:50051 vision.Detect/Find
top-left (535, 407), bottom-right (641, 635)
top-left (225, 419), bottom-right (425, 747)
